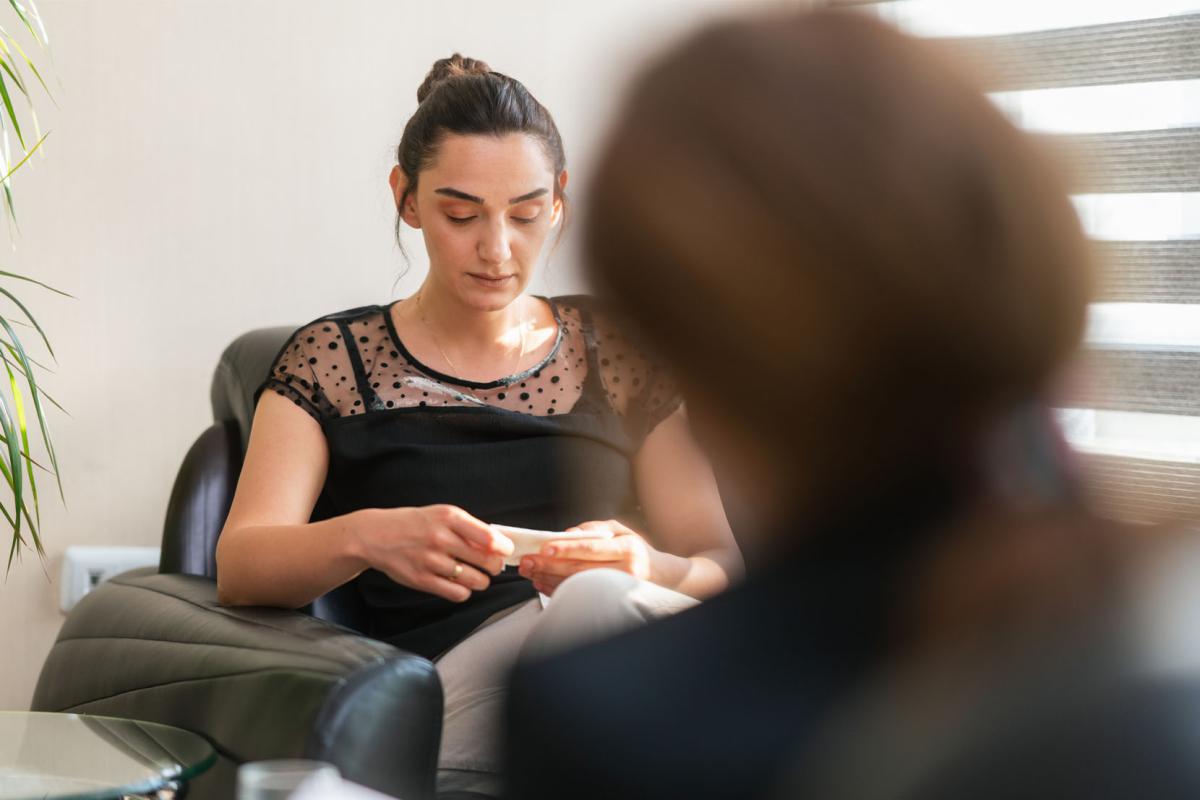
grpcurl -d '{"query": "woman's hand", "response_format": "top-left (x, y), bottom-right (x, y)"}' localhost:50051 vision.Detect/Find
top-left (518, 519), bottom-right (656, 596)
top-left (354, 505), bottom-right (514, 603)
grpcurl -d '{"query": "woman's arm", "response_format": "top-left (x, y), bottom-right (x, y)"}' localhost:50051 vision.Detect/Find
top-left (520, 405), bottom-right (744, 599)
top-left (633, 404), bottom-right (744, 597)
top-left (217, 391), bottom-right (510, 608)
top-left (216, 390), bottom-right (352, 608)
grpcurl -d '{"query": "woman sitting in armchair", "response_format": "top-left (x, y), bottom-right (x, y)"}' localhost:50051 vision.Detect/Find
top-left (215, 53), bottom-right (742, 798)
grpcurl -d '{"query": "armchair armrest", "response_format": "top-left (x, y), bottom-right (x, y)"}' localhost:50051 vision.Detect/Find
top-left (32, 567), bottom-right (442, 800)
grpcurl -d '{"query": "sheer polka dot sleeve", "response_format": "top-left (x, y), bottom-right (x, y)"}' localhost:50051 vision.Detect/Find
top-left (628, 354), bottom-right (684, 440)
top-left (253, 323), bottom-right (329, 423)
top-left (590, 308), bottom-right (685, 441)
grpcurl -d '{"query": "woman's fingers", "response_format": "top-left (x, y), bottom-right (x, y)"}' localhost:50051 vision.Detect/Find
top-left (416, 573), bottom-right (473, 603)
top-left (547, 519), bottom-right (639, 559)
top-left (541, 537), bottom-right (625, 561)
top-left (571, 520), bottom-right (614, 535)
top-left (442, 533), bottom-right (506, 576)
top-left (426, 552), bottom-right (491, 592)
top-left (521, 555), bottom-right (619, 583)
top-left (437, 505), bottom-right (514, 556)
top-left (573, 519), bottom-right (636, 537)
top-left (534, 575), bottom-right (565, 594)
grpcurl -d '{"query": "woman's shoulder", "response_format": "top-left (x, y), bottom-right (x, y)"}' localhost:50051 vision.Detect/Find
top-left (549, 294), bottom-right (641, 345)
top-left (548, 293), bottom-right (594, 306)
top-left (547, 293), bottom-right (600, 316)
top-left (548, 294), bottom-right (683, 426)
top-left (548, 293), bottom-right (627, 331)
top-left (284, 303), bottom-right (390, 342)
top-left (297, 302), bottom-right (388, 329)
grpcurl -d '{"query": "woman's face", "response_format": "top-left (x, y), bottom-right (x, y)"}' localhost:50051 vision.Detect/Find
top-left (391, 132), bottom-right (566, 312)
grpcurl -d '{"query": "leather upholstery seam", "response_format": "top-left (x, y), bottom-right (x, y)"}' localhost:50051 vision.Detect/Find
top-left (105, 577), bottom-right (390, 658)
top-left (50, 635), bottom-right (355, 671)
top-left (59, 665), bottom-right (342, 710)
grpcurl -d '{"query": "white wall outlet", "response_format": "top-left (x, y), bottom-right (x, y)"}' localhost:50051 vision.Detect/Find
top-left (60, 545), bottom-right (160, 614)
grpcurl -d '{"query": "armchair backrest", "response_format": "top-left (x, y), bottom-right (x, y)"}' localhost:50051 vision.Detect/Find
top-left (160, 327), bottom-right (290, 578)
top-left (211, 326), bottom-right (296, 455)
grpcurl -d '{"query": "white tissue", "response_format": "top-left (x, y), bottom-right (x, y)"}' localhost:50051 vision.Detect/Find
top-left (492, 523), bottom-right (615, 567)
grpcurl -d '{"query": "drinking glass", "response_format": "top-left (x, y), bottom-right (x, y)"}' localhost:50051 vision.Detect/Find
top-left (237, 759), bottom-right (341, 800)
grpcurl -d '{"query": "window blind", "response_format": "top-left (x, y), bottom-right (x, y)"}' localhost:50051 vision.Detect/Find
top-left (827, 1), bottom-right (1200, 525)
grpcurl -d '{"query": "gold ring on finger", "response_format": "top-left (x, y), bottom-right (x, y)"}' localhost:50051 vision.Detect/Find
top-left (450, 562), bottom-right (464, 580)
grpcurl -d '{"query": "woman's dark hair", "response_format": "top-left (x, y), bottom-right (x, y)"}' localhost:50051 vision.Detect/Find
top-left (393, 53), bottom-right (568, 260)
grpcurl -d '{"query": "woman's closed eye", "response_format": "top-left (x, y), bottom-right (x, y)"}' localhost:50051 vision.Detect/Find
top-left (510, 204), bottom-right (543, 225)
top-left (445, 213), bottom-right (540, 225)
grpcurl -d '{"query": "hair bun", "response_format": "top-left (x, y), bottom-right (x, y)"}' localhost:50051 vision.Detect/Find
top-left (417, 53), bottom-right (492, 103)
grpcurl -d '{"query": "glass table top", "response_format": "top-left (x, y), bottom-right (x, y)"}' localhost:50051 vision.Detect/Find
top-left (0, 711), bottom-right (215, 799)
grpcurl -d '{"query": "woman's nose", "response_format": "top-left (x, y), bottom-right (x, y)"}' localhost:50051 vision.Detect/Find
top-left (478, 221), bottom-right (512, 265)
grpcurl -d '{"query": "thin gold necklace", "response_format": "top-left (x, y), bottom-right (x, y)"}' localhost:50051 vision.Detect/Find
top-left (415, 290), bottom-right (530, 378)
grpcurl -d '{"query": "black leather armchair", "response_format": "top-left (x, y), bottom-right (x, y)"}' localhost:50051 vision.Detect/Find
top-left (31, 326), bottom-right (444, 800)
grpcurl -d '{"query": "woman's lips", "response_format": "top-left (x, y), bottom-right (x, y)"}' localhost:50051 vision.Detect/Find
top-left (468, 273), bottom-right (515, 287)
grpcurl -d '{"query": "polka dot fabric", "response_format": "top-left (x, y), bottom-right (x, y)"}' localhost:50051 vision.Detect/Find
top-left (253, 295), bottom-right (683, 439)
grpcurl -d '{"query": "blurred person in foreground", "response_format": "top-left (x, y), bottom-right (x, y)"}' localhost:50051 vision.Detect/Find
top-left (502, 7), bottom-right (1200, 800)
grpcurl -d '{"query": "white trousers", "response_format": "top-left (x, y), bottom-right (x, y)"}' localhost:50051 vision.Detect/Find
top-left (432, 568), bottom-right (700, 796)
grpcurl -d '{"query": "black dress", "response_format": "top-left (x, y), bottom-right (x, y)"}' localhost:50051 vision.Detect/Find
top-left (252, 294), bottom-right (681, 659)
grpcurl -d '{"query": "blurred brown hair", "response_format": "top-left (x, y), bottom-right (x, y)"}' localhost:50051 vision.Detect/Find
top-left (584, 8), bottom-right (1093, 521)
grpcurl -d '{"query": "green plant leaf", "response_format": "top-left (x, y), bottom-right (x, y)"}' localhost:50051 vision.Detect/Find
top-left (6, 36), bottom-right (50, 105)
top-left (7, 0), bottom-right (41, 45)
top-left (2, 180), bottom-right (16, 232)
top-left (0, 433), bottom-right (49, 474)
top-left (1, 351), bottom-right (37, 529)
top-left (0, 68), bottom-right (26, 150)
top-left (0, 315), bottom-right (58, 510)
top-left (0, 126), bottom-right (45, 184)
top-left (0, 333), bottom-right (62, 393)
top-left (0, 40), bottom-right (31, 108)
top-left (0, 372), bottom-right (41, 570)
top-left (0, 112), bottom-right (11, 227)
top-left (0, 267), bottom-right (73, 298)
top-left (2, 494), bottom-right (20, 570)
top-left (0, 285), bottom-right (53, 358)
top-left (0, 336), bottom-right (50, 371)
top-left (0, 128), bottom-right (47, 227)
top-left (0, 347), bottom-right (65, 462)
top-left (0, 381), bottom-right (24, 558)
top-left (0, 376), bottom-right (60, 422)
top-left (23, 0), bottom-right (47, 44)
top-left (0, 447), bottom-right (38, 572)
top-left (26, 95), bottom-right (40, 145)
top-left (0, 51), bottom-right (28, 101)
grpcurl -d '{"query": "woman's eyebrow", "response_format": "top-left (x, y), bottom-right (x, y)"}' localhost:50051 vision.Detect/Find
top-left (435, 187), bottom-right (484, 204)
top-left (434, 187), bottom-right (549, 205)
top-left (508, 188), bottom-right (548, 204)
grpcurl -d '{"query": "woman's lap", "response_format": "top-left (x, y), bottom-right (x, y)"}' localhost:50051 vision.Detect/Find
top-left (433, 569), bottom-right (699, 796)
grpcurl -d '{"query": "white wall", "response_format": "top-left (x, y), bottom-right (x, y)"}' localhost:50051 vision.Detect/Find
top-left (0, 0), bottom-right (798, 710)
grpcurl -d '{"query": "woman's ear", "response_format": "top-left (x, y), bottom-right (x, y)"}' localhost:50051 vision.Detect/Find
top-left (389, 165), bottom-right (422, 229)
top-left (551, 169), bottom-right (569, 227)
